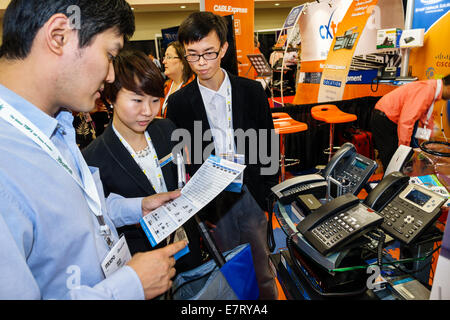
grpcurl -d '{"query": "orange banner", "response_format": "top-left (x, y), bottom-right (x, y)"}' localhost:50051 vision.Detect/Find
top-left (204, 0), bottom-right (254, 79)
top-left (317, 0), bottom-right (379, 102)
top-left (409, 12), bottom-right (450, 142)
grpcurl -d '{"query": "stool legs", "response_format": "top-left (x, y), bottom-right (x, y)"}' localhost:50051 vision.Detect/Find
top-left (279, 134), bottom-right (300, 182)
top-left (280, 134), bottom-right (286, 182)
top-left (329, 123), bottom-right (334, 162)
top-left (324, 123), bottom-right (339, 162)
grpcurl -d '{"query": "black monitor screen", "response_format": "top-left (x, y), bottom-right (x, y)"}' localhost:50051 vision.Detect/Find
top-left (405, 189), bottom-right (431, 207)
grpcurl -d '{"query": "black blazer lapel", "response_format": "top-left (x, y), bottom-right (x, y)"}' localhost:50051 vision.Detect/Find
top-left (228, 72), bottom-right (245, 132)
top-left (146, 121), bottom-right (178, 192)
top-left (101, 125), bottom-right (154, 194)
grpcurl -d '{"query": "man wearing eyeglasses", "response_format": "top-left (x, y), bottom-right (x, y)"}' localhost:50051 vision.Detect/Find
top-left (166, 12), bottom-right (279, 300)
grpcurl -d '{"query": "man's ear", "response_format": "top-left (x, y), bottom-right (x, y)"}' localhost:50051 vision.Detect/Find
top-left (44, 13), bottom-right (75, 56)
top-left (220, 41), bottom-right (229, 58)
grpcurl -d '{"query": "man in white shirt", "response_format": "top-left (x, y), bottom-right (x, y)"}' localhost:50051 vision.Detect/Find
top-left (166, 12), bottom-right (279, 300)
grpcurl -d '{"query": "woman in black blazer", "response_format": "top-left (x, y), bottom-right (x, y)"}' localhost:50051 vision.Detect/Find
top-left (82, 50), bottom-right (202, 272)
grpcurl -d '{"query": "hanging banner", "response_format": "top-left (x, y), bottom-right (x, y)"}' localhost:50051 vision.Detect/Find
top-left (204, 0), bottom-right (254, 79)
top-left (409, 1), bottom-right (450, 142)
top-left (282, 5), bottom-right (304, 30)
top-left (413, 0), bottom-right (450, 31)
top-left (317, 0), bottom-right (379, 102)
top-left (293, 0), bottom-right (403, 104)
top-left (298, 0), bottom-right (351, 63)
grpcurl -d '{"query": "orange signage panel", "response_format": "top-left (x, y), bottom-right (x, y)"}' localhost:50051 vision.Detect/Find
top-left (204, 0), bottom-right (255, 79)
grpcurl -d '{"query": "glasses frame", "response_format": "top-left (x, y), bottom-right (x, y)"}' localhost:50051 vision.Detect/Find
top-left (163, 55), bottom-right (180, 61)
top-left (184, 51), bottom-right (220, 63)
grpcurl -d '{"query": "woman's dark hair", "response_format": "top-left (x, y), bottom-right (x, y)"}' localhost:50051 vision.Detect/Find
top-left (443, 74), bottom-right (450, 86)
top-left (177, 11), bottom-right (228, 46)
top-left (0, 0), bottom-right (135, 60)
top-left (167, 41), bottom-right (194, 83)
top-left (103, 50), bottom-right (165, 104)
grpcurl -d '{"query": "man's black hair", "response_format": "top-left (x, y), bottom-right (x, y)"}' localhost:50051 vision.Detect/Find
top-left (0, 0), bottom-right (135, 60)
top-left (177, 11), bottom-right (228, 46)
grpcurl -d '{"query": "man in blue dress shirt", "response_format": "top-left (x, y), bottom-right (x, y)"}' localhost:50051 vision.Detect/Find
top-left (0, 0), bottom-right (186, 300)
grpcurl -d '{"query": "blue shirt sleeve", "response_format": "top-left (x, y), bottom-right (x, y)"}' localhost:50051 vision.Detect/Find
top-left (106, 193), bottom-right (143, 228)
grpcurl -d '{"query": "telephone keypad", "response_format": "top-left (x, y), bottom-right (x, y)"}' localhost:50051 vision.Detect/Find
top-left (378, 198), bottom-right (434, 244)
top-left (312, 211), bottom-right (365, 248)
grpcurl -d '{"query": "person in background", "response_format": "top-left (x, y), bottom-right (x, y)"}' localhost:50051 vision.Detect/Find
top-left (371, 75), bottom-right (450, 170)
top-left (82, 50), bottom-right (203, 273)
top-left (73, 98), bottom-right (111, 149)
top-left (0, 0), bottom-right (186, 300)
top-left (159, 41), bottom-right (195, 118)
top-left (166, 11), bottom-right (279, 300)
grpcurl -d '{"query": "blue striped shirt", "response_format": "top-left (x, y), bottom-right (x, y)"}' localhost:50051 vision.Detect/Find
top-left (0, 84), bottom-right (145, 299)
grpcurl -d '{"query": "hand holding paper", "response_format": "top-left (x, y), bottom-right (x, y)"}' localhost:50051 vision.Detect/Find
top-left (141, 190), bottom-right (181, 216)
top-left (140, 155), bottom-right (246, 247)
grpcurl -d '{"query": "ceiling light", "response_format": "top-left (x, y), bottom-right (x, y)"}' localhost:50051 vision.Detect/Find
top-left (275, 3), bottom-right (280, 6)
top-left (180, 5), bottom-right (186, 9)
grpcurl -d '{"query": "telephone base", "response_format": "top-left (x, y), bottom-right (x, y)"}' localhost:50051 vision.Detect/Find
top-left (282, 246), bottom-right (372, 299)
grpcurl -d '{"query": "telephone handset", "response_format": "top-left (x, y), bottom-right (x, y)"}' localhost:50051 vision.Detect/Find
top-left (322, 143), bottom-right (354, 177)
top-left (364, 172), bottom-right (447, 244)
top-left (271, 174), bottom-right (328, 205)
top-left (297, 193), bottom-right (384, 256)
top-left (363, 171), bottom-right (410, 211)
top-left (384, 145), bottom-right (413, 177)
top-left (322, 142), bottom-right (377, 199)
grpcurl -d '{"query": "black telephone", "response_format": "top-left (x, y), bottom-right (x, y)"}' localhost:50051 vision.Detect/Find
top-left (270, 143), bottom-right (376, 205)
top-left (363, 171), bottom-right (410, 211)
top-left (271, 174), bottom-right (328, 205)
top-left (297, 193), bottom-right (384, 256)
top-left (377, 67), bottom-right (398, 80)
top-left (322, 142), bottom-right (377, 199)
top-left (371, 66), bottom-right (398, 92)
top-left (364, 172), bottom-right (447, 244)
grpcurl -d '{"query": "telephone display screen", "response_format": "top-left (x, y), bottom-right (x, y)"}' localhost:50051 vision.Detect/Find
top-left (353, 159), bottom-right (368, 170)
top-left (405, 189), bottom-right (431, 206)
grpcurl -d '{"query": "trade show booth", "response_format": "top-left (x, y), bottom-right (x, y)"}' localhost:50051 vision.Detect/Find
top-left (264, 0), bottom-right (450, 301)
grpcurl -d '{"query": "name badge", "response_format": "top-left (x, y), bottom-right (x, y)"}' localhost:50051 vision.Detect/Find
top-left (159, 153), bottom-right (174, 168)
top-left (414, 127), bottom-right (432, 141)
top-left (101, 235), bottom-right (132, 278)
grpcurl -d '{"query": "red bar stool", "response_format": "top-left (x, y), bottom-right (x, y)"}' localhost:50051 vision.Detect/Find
top-left (311, 104), bottom-right (357, 162)
top-left (272, 112), bottom-right (308, 181)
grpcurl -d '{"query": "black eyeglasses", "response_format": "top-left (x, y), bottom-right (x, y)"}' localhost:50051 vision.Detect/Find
top-left (184, 51), bottom-right (220, 62)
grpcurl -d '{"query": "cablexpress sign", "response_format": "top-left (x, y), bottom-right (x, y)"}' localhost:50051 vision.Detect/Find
top-left (213, 5), bottom-right (248, 14)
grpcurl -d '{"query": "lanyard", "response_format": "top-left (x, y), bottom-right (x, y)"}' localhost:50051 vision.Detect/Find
top-left (112, 125), bottom-right (167, 193)
top-left (423, 79), bottom-right (443, 128)
top-left (0, 97), bottom-right (114, 248)
top-left (224, 82), bottom-right (234, 155)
